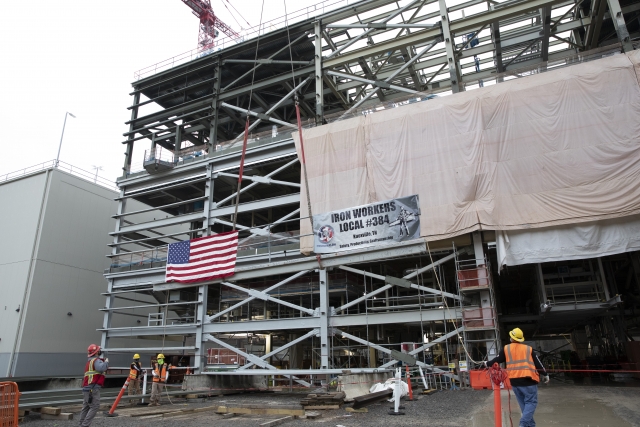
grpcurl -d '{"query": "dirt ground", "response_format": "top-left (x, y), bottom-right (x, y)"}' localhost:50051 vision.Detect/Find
top-left (20, 384), bottom-right (640, 427)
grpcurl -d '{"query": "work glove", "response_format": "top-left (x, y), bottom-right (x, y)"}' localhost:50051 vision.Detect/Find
top-left (482, 361), bottom-right (488, 368)
top-left (543, 375), bottom-right (550, 384)
top-left (104, 358), bottom-right (109, 363)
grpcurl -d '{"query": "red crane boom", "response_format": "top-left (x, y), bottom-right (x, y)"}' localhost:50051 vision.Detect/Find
top-left (181, 0), bottom-right (241, 51)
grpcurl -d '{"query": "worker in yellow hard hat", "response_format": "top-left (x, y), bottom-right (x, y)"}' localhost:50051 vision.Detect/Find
top-left (486, 328), bottom-right (549, 427)
top-left (150, 353), bottom-right (172, 406)
top-left (128, 354), bottom-right (142, 405)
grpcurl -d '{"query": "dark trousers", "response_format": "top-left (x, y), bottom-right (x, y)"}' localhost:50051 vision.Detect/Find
top-left (78, 387), bottom-right (100, 427)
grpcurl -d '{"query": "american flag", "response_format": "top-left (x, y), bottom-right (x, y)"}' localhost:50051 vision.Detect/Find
top-left (165, 231), bottom-right (238, 284)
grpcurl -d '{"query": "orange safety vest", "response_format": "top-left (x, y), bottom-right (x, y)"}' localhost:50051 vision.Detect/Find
top-left (129, 362), bottom-right (141, 379)
top-left (504, 343), bottom-right (540, 383)
top-left (153, 363), bottom-right (170, 383)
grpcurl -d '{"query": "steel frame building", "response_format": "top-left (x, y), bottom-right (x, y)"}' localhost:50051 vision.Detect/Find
top-left (102, 0), bottom-right (640, 383)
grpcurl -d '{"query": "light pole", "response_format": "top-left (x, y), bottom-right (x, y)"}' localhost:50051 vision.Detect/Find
top-left (56, 112), bottom-right (76, 167)
top-left (92, 165), bottom-right (103, 183)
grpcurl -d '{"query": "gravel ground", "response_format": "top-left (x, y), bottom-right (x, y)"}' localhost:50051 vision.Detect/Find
top-left (21, 389), bottom-right (491, 427)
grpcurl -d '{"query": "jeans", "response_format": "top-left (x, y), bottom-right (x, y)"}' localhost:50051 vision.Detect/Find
top-left (512, 384), bottom-right (538, 427)
top-left (78, 387), bottom-right (100, 427)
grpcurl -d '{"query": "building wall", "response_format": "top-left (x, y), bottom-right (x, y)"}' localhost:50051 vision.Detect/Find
top-left (0, 171), bottom-right (49, 376)
top-left (12, 170), bottom-right (117, 376)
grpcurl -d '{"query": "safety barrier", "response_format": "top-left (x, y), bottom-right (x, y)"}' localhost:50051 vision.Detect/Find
top-left (0, 382), bottom-right (20, 427)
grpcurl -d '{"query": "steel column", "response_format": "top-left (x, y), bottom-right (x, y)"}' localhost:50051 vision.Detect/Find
top-left (606, 0), bottom-right (634, 52)
top-left (439, 0), bottom-right (462, 93)
top-left (319, 268), bottom-right (331, 369)
top-left (194, 284), bottom-right (208, 373)
top-left (315, 20), bottom-right (324, 125)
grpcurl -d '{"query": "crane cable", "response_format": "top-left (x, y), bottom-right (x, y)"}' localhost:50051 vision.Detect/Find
top-left (232, 0), bottom-right (265, 230)
top-left (284, 0), bottom-right (316, 250)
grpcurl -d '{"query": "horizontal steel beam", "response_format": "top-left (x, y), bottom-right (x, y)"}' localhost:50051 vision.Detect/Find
top-left (332, 308), bottom-right (461, 327)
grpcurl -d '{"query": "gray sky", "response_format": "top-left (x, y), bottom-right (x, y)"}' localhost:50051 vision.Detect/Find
top-left (0, 0), bottom-right (328, 183)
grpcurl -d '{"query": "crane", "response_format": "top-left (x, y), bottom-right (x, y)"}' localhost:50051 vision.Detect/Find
top-left (180, 0), bottom-right (241, 52)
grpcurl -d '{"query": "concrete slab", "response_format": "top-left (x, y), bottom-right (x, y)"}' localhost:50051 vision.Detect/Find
top-left (470, 386), bottom-right (638, 427)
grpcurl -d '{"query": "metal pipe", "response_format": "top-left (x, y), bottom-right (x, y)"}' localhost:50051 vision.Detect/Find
top-left (55, 112), bottom-right (76, 167)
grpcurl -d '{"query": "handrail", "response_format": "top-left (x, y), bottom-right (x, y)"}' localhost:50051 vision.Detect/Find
top-left (0, 160), bottom-right (117, 191)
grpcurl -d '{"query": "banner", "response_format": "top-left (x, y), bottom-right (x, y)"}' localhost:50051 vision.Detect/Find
top-left (313, 195), bottom-right (420, 253)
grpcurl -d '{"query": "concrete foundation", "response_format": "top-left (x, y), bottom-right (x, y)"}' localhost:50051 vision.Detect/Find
top-left (337, 372), bottom-right (392, 400)
top-left (183, 374), bottom-right (267, 393)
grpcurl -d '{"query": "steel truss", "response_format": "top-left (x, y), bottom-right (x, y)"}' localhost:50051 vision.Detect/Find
top-left (103, 0), bottom-right (640, 385)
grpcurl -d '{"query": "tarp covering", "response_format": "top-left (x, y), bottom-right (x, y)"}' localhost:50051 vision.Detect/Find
top-left (294, 51), bottom-right (640, 254)
top-left (496, 215), bottom-right (640, 268)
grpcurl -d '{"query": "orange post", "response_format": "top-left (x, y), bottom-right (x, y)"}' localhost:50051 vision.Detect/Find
top-left (492, 380), bottom-right (502, 427)
top-left (405, 366), bottom-right (414, 401)
top-left (105, 377), bottom-right (130, 417)
top-left (0, 382), bottom-right (20, 427)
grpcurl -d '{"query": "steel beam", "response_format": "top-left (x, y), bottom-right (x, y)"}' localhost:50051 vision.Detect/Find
top-left (332, 308), bottom-right (461, 327)
top-left (440, 0), bottom-right (462, 93)
top-left (315, 20), bottom-right (324, 125)
top-left (319, 269), bottom-right (331, 369)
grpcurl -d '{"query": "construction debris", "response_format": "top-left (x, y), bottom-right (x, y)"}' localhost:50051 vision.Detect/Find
top-left (216, 404), bottom-right (305, 417)
top-left (352, 389), bottom-right (393, 409)
top-left (300, 391), bottom-right (345, 409)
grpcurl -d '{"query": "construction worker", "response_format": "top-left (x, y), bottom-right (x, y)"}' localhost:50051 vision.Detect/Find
top-left (79, 344), bottom-right (109, 427)
top-left (486, 328), bottom-right (549, 427)
top-left (128, 354), bottom-right (142, 405)
top-left (150, 353), bottom-right (171, 406)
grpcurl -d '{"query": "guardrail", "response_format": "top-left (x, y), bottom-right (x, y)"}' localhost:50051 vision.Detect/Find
top-left (0, 160), bottom-right (117, 191)
top-left (134, 0), bottom-right (355, 80)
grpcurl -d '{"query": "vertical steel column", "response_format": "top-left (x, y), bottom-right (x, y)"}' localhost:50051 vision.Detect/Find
top-left (203, 164), bottom-right (214, 233)
top-left (208, 58), bottom-right (222, 156)
top-left (540, 6), bottom-right (552, 62)
top-left (439, 0), bottom-right (462, 93)
top-left (174, 125), bottom-right (182, 160)
top-left (123, 92), bottom-right (140, 178)
top-left (194, 284), bottom-right (209, 373)
top-left (319, 269), bottom-right (330, 369)
top-left (472, 231), bottom-right (497, 357)
top-left (315, 20), bottom-right (324, 125)
top-left (102, 187), bottom-right (128, 351)
top-left (606, 0), bottom-right (634, 52)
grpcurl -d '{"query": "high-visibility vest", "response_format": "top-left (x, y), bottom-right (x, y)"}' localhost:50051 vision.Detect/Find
top-left (504, 343), bottom-right (540, 383)
top-left (129, 362), bottom-right (141, 379)
top-left (82, 358), bottom-right (106, 387)
top-left (153, 363), bottom-right (170, 383)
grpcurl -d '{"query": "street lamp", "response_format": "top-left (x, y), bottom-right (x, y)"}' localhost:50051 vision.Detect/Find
top-left (55, 112), bottom-right (76, 167)
top-left (92, 165), bottom-right (103, 183)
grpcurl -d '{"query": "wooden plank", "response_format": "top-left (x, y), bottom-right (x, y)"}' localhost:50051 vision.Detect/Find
top-left (40, 407), bottom-right (61, 415)
top-left (216, 405), bottom-right (305, 417)
top-left (301, 405), bottom-right (341, 410)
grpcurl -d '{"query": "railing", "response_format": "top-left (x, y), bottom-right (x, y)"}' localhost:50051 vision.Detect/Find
top-left (0, 159), bottom-right (117, 191)
top-left (0, 382), bottom-right (20, 427)
top-left (134, 0), bottom-right (356, 80)
top-left (108, 221), bottom-right (309, 272)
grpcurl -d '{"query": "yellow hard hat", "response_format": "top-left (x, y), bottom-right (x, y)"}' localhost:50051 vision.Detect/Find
top-left (509, 328), bottom-right (525, 342)
top-left (157, 353), bottom-right (165, 359)
top-left (133, 354), bottom-right (140, 359)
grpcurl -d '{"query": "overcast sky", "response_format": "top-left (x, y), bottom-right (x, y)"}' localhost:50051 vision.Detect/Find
top-left (0, 0), bottom-right (330, 183)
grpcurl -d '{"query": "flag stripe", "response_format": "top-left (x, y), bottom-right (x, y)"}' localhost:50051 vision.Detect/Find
top-left (165, 231), bottom-right (238, 284)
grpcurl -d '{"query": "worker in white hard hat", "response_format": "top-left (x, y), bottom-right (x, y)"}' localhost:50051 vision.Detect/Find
top-left (486, 328), bottom-right (549, 427)
top-left (150, 353), bottom-right (171, 406)
top-left (128, 353), bottom-right (143, 405)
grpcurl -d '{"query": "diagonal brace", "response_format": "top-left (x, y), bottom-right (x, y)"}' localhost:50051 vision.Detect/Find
top-left (206, 270), bottom-right (310, 322)
top-left (203, 334), bottom-right (310, 387)
top-left (222, 281), bottom-right (315, 316)
top-left (239, 329), bottom-right (318, 370)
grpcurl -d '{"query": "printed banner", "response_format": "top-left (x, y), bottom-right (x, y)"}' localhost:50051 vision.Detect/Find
top-left (313, 195), bottom-right (420, 253)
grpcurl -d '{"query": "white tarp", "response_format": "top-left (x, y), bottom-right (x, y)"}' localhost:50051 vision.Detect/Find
top-left (294, 51), bottom-right (640, 254)
top-left (496, 215), bottom-right (640, 268)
